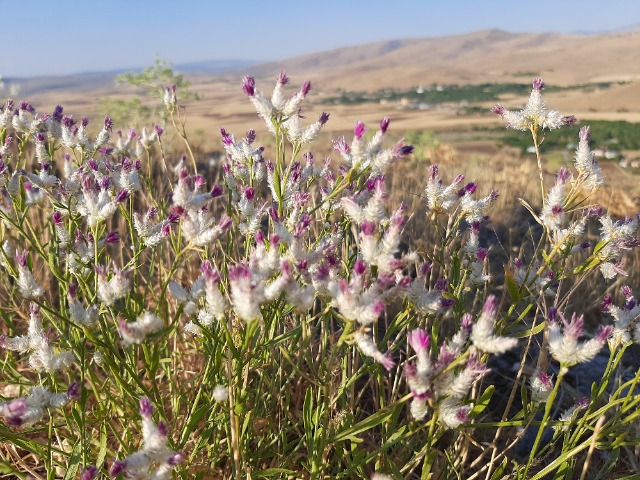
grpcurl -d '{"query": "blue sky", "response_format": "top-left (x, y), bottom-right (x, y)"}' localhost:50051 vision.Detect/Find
top-left (2, 0), bottom-right (639, 77)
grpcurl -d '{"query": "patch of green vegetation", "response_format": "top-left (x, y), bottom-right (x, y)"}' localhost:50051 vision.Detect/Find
top-left (403, 129), bottom-right (440, 159)
top-left (321, 82), bottom-right (614, 106)
top-left (100, 57), bottom-right (200, 126)
top-left (499, 120), bottom-right (640, 153)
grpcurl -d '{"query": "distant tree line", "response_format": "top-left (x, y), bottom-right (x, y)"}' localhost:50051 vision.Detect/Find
top-left (500, 120), bottom-right (640, 153)
top-left (321, 82), bottom-right (613, 106)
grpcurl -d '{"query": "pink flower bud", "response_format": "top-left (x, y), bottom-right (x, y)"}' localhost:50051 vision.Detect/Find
top-left (408, 328), bottom-right (430, 354)
top-left (139, 397), bottom-right (154, 418)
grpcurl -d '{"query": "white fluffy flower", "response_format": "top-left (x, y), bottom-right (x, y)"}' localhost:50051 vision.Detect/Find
top-left (118, 312), bottom-right (164, 346)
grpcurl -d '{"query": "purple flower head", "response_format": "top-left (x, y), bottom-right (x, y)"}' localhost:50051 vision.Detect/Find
top-left (463, 182), bottom-right (477, 196)
top-left (121, 158), bottom-right (134, 172)
top-left (440, 297), bottom-right (455, 309)
top-left (575, 397), bottom-right (590, 409)
top-left (436, 347), bottom-right (456, 370)
top-left (333, 137), bottom-right (350, 154)
top-left (81, 117), bottom-right (89, 128)
top-left (277, 71), bottom-right (289, 85)
top-left (221, 129), bottom-right (234, 146)
top-left (67, 382), bottom-right (81, 399)
top-left (353, 259), bottom-right (367, 275)
top-left (428, 164), bottom-right (439, 180)
top-left (19, 101), bottom-right (35, 113)
top-left (466, 353), bottom-right (490, 376)
top-left (87, 158), bottom-right (99, 171)
top-left (621, 285), bottom-right (633, 299)
top-left (491, 104), bottom-right (505, 115)
top-left (218, 214), bottom-right (233, 231)
top-left (482, 295), bottom-right (498, 317)
top-left (103, 116), bottom-right (113, 131)
top-left (319, 111), bottom-right (330, 125)
top-left (586, 205), bottom-right (603, 218)
top-left (563, 312), bottom-right (585, 340)
top-left (380, 117), bottom-right (390, 133)
top-left (35, 132), bottom-right (46, 143)
top-left (139, 397), bottom-right (154, 418)
top-left (547, 306), bottom-right (558, 323)
top-left (360, 221), bottom-right (377, 236)
top-left (300, 80), bottom-right (311, 96)
top-left (193, 175), bottom-right (205, 190)
top-left (551, 205), bottom-right (563, 215)
top-left (393, 141), bottom-right (414, 157)
top-left (379, 354), bottom-right (396, 371)
top-left (160, 222), bottom-right (171, 236)
top-left (270, 234), bottom-right (280, 246)
top-left (168, 452), bottom-right (185, 466)
top-left (81, 466), bottom-right (98, 480)
top-left (579, 126), bottom-right (591, 142)
top-left (157, 421), bottom-right (168, 437)
top-left (68, 283), bottom-right (78, 298)
top-left (460, 312), bottom-right (474, 331)
top-left (408, 328), bottom-right (430, 354)
top-left (52, 105), bottom-right (64, 122)
top-left (109, 460), bottom-right (127, 477)
top-left (269, 206), bottom-right (279, 222)
top-left (154, 124), bottom-right (164, 137)
top-left (372, 299), bottom-right (385, 316)
top-left (245, 128), bottom-right (256, 144)
top-left (476, 247), bottom-right (489, 261)
top-left (244, 186), bottom-right (255, 201)
top-left (404, 361), bottom-right (417, 380)
top-left (104, 231), bottom-right (120, 244)
top-left (228, 262), bottom-right (251, 281)
top-left (556, 167), bottom-right (571, 184)
top-left (61, 116), bottom-right (76, 128)
top-left (115, 189), bottom-right (130, 204)
top-left (15, 250), bottom-right (28, 268)
top-left (6, 397), bottom-right (27, 418)
top-left (52, 211), bottom-right (64, 226)
top-left (455, 407), bottom-right (470, 424)
top-left (210, 184), bottom-right (223, 198)
top-left (435, 278), bottom-right (448, 292)
top-left (167, 207), bottom-right (183, 223)
top-left (532, 78), bottom-right (545, 91)
top-left (597, 325), bottom-right (614, 342)
top-left (562, 115), bottom-right (578, 127)
top-left (536, 370), bottom-right (553, 389)
top-left (242, 76), bottom-right (255, 96)
top-left (419, 262), bottom-right (432, 277)
top-left (354, 121), bottom-right (366, 140)
top-left (200, 262), bottom-right (220, 288)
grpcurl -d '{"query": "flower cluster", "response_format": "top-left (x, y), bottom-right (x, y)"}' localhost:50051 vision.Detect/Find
top-left (404, 325), bottom-right (489, 428)
top-left (0, 383), bottom-right (79, 427)
top-left (491, 78), bottom-right (576, 132)
top-left (0, 303), bottom-right (74, 373)
top-left (109, 398), bottom-right (183, 479)
top-left (604, 286), bottom-right (640, 346)
top-left (547, 308), bottom-right (612, 366)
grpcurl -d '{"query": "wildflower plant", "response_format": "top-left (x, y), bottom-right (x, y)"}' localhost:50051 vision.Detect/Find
top-left (0, 72), bottom-right (638, 480)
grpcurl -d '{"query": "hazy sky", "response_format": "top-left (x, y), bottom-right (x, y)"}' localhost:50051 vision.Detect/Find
top-left (2, 0), bottom-right (639, 77)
